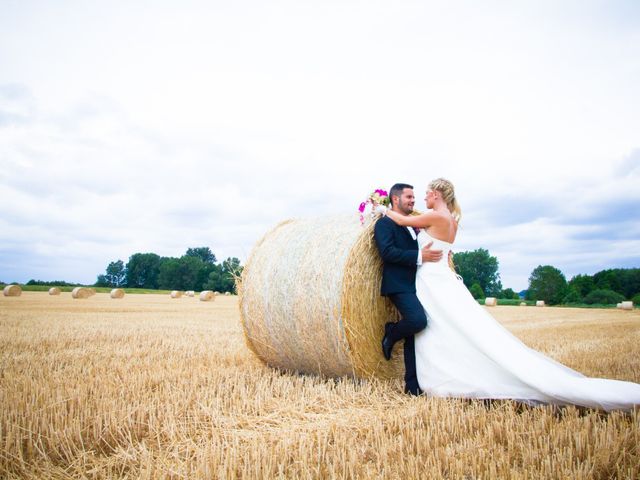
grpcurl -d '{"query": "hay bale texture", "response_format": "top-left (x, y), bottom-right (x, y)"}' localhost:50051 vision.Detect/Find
top-left (170, 291), bottom-right (183, 299)
top-left (620, 301), bottom-right (633, 310)
top-left (536, 300), bottom-right (545, 307)
top-left (239, 216), bottom-right (403, 379)
top-left (186, 290), bottom-right (195, 297)
top-left (48, 287), bottom-right (61, 295)
top-left (199, 290), bottom-right (215, 302)
top-left (3, 285), bottom-right (22, 297)
top-left (110, 288), bottom-right (125, 299)
top-left (71, 287), bottom-right (92, 299)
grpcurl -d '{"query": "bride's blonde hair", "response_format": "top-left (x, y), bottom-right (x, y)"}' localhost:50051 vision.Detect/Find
top-left (428, 177), bottom-right (461, 222)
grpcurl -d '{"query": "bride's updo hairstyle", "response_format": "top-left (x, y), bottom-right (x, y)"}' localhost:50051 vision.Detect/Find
top-left (428, 177), bottom-right (461, 222)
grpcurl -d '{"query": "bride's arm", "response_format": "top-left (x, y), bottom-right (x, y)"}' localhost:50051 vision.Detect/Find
top-left (384, 209), bottom-right (436, 228)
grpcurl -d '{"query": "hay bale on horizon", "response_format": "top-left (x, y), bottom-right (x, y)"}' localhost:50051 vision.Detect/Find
top-left (110, 288), bottom-right (125, 299)
top-left (520, 302), bottom-right (527, 306)
top-left (71, 287), bottom-right (92, 299)
top-left (620, 301), bottom-right (633, 310)
top-left (536, 300), bottom-right (545, 307)
top-left (484, 297), bottom-right (497, 306)
top-left (48, 287), bottom-right (61, 295)
top-left (214, 291), bottom-right (220, 296)
top-left (199, 290), bottom-right (215, 302)
top-left (3, 285), bottom-right (22, 297)
top-left (186, 290), bottom-right (195, 297)
top-left (170, 290), bottom-right (183, 299)
top-left (239, 215), bottom-right (403, 380)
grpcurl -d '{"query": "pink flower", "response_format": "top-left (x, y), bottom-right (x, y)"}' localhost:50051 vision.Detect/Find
top-left (358, 202), bottom-right (366, 213)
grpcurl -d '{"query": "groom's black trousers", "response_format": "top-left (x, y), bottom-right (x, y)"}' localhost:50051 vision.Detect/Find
top-left (387, 293), bottom-right (428, 388)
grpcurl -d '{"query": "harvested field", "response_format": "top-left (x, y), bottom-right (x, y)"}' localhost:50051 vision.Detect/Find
top-left (1, 292), bottom-right (639, 479)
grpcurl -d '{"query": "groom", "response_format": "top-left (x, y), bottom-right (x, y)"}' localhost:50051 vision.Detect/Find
top-left (374, 183), bottom-right (442, 395)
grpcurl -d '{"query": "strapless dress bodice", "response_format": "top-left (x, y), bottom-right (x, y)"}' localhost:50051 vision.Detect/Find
top-left (417, 230), bottom-right (453, 274)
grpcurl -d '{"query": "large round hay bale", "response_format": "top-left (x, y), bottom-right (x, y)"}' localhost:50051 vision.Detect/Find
top-left (170, 290), bottom-right (183, 299)
top-left (239, 216), bottom-right (402, 379)
top-left (536, 300), bottom-right (545, 307)
top-left (48, 287), bottom-right (61, 295)
top-left (484, 297), bottom-right (497, 306)
top-left (3, 285), bottom-right (22, 297)
top-left (87, 288), bottom-right (96, 297)
top-left (620, 301), bottom-right (633, 310)
top-left (110, 288), bottom-right (125, 299)
top-left (519, 302), bottom-right (527, 306)
top-left (71, 287), bottom-right (92, 299)
top-left (185, 290), bottom-right (195, 297)
top-left (199, 290), bottom-right (215, 302)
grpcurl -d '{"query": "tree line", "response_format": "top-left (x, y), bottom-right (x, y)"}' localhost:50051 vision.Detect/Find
top-left (95, 247), bottom-right (242, 293)
top-left (527, 265), bottom-right (640, 306)
top-left (17, 246), bottom-right (639, 305)
top-left (452, 248), bottom-right (640, 306)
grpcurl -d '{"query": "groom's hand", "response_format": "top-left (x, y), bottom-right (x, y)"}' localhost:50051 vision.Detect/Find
top-left (421, 242), bottom-right (443, 263)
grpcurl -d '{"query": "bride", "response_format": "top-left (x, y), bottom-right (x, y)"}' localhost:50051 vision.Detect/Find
top-left (378, 178), bottom-right (640, 411)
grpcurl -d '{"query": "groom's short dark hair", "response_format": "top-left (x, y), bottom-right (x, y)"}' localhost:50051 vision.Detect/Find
top-left (389, 183), bottom-right (413, 208)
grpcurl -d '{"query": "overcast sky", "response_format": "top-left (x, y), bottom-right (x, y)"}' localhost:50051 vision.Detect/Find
top-left (1, 0), bottom-right (639, 290)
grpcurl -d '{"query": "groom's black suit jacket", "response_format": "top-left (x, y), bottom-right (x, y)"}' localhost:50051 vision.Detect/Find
top-left (374, 216), bottom-right (419, 295)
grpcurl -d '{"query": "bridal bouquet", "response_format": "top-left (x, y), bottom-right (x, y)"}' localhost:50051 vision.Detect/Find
top-left (358, 188), bottom-right (390, 225)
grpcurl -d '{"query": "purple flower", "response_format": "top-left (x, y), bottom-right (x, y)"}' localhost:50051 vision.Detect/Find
top-left (375, 189), bottom-right (388, 196)
top-left (358, 202), bottom-right (366, 213)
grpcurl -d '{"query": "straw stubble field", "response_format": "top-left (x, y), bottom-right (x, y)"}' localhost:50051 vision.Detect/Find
top-left (1, 292), bottom-right (639, 479)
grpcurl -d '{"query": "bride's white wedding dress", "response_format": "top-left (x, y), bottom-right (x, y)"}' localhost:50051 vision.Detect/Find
top-left (414, 230), bottom-right (640, 411)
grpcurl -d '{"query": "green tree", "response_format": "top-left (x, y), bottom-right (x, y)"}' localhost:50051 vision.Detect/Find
top-left (203, 265), bottom-right (225, 292)
top-left (27, 279), bottom-right (77, 286)
top-left (597, 268), bottom-right (640, 298)
top-left (562, 286), bottom-right (582, 304)
top-left (202, 257), bottom-right (243, 293)
top-left (100, 260), bottom-right (126, 287)
top-left (568, 274), bottom-right (595, 298)
top-left (593, 269), bottom-right (621, 293)
top-left (526, 265), bottom-right (568, 305)
top-left (125, 253), bottom-right (162, 289)
top-left (499, 288), bottom-right (519, 300)
top-left (469, 282), bottom-right (484, 299)
top-left (157, 256), bottom-right (204, 291)
top-left (568, 269), bottom-right (640, 299)
top-left (196, 262), bottom-right (217, 291)
top-left (620, 269), bottom-right (640, 298)
top-left (453, 248), bottom-right (502, 297)
top-left (222, 257), bottom-right (243, 293)
top-left (185, 247), bottom-right (217, 265)
top-left (583, 289), bottom-right (625, 305)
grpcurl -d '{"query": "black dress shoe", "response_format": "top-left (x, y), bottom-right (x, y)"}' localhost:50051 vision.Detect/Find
top-left (404, 385), bottom-right (424, 396)
top-left (381, 322), bottom-right (394, 361)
